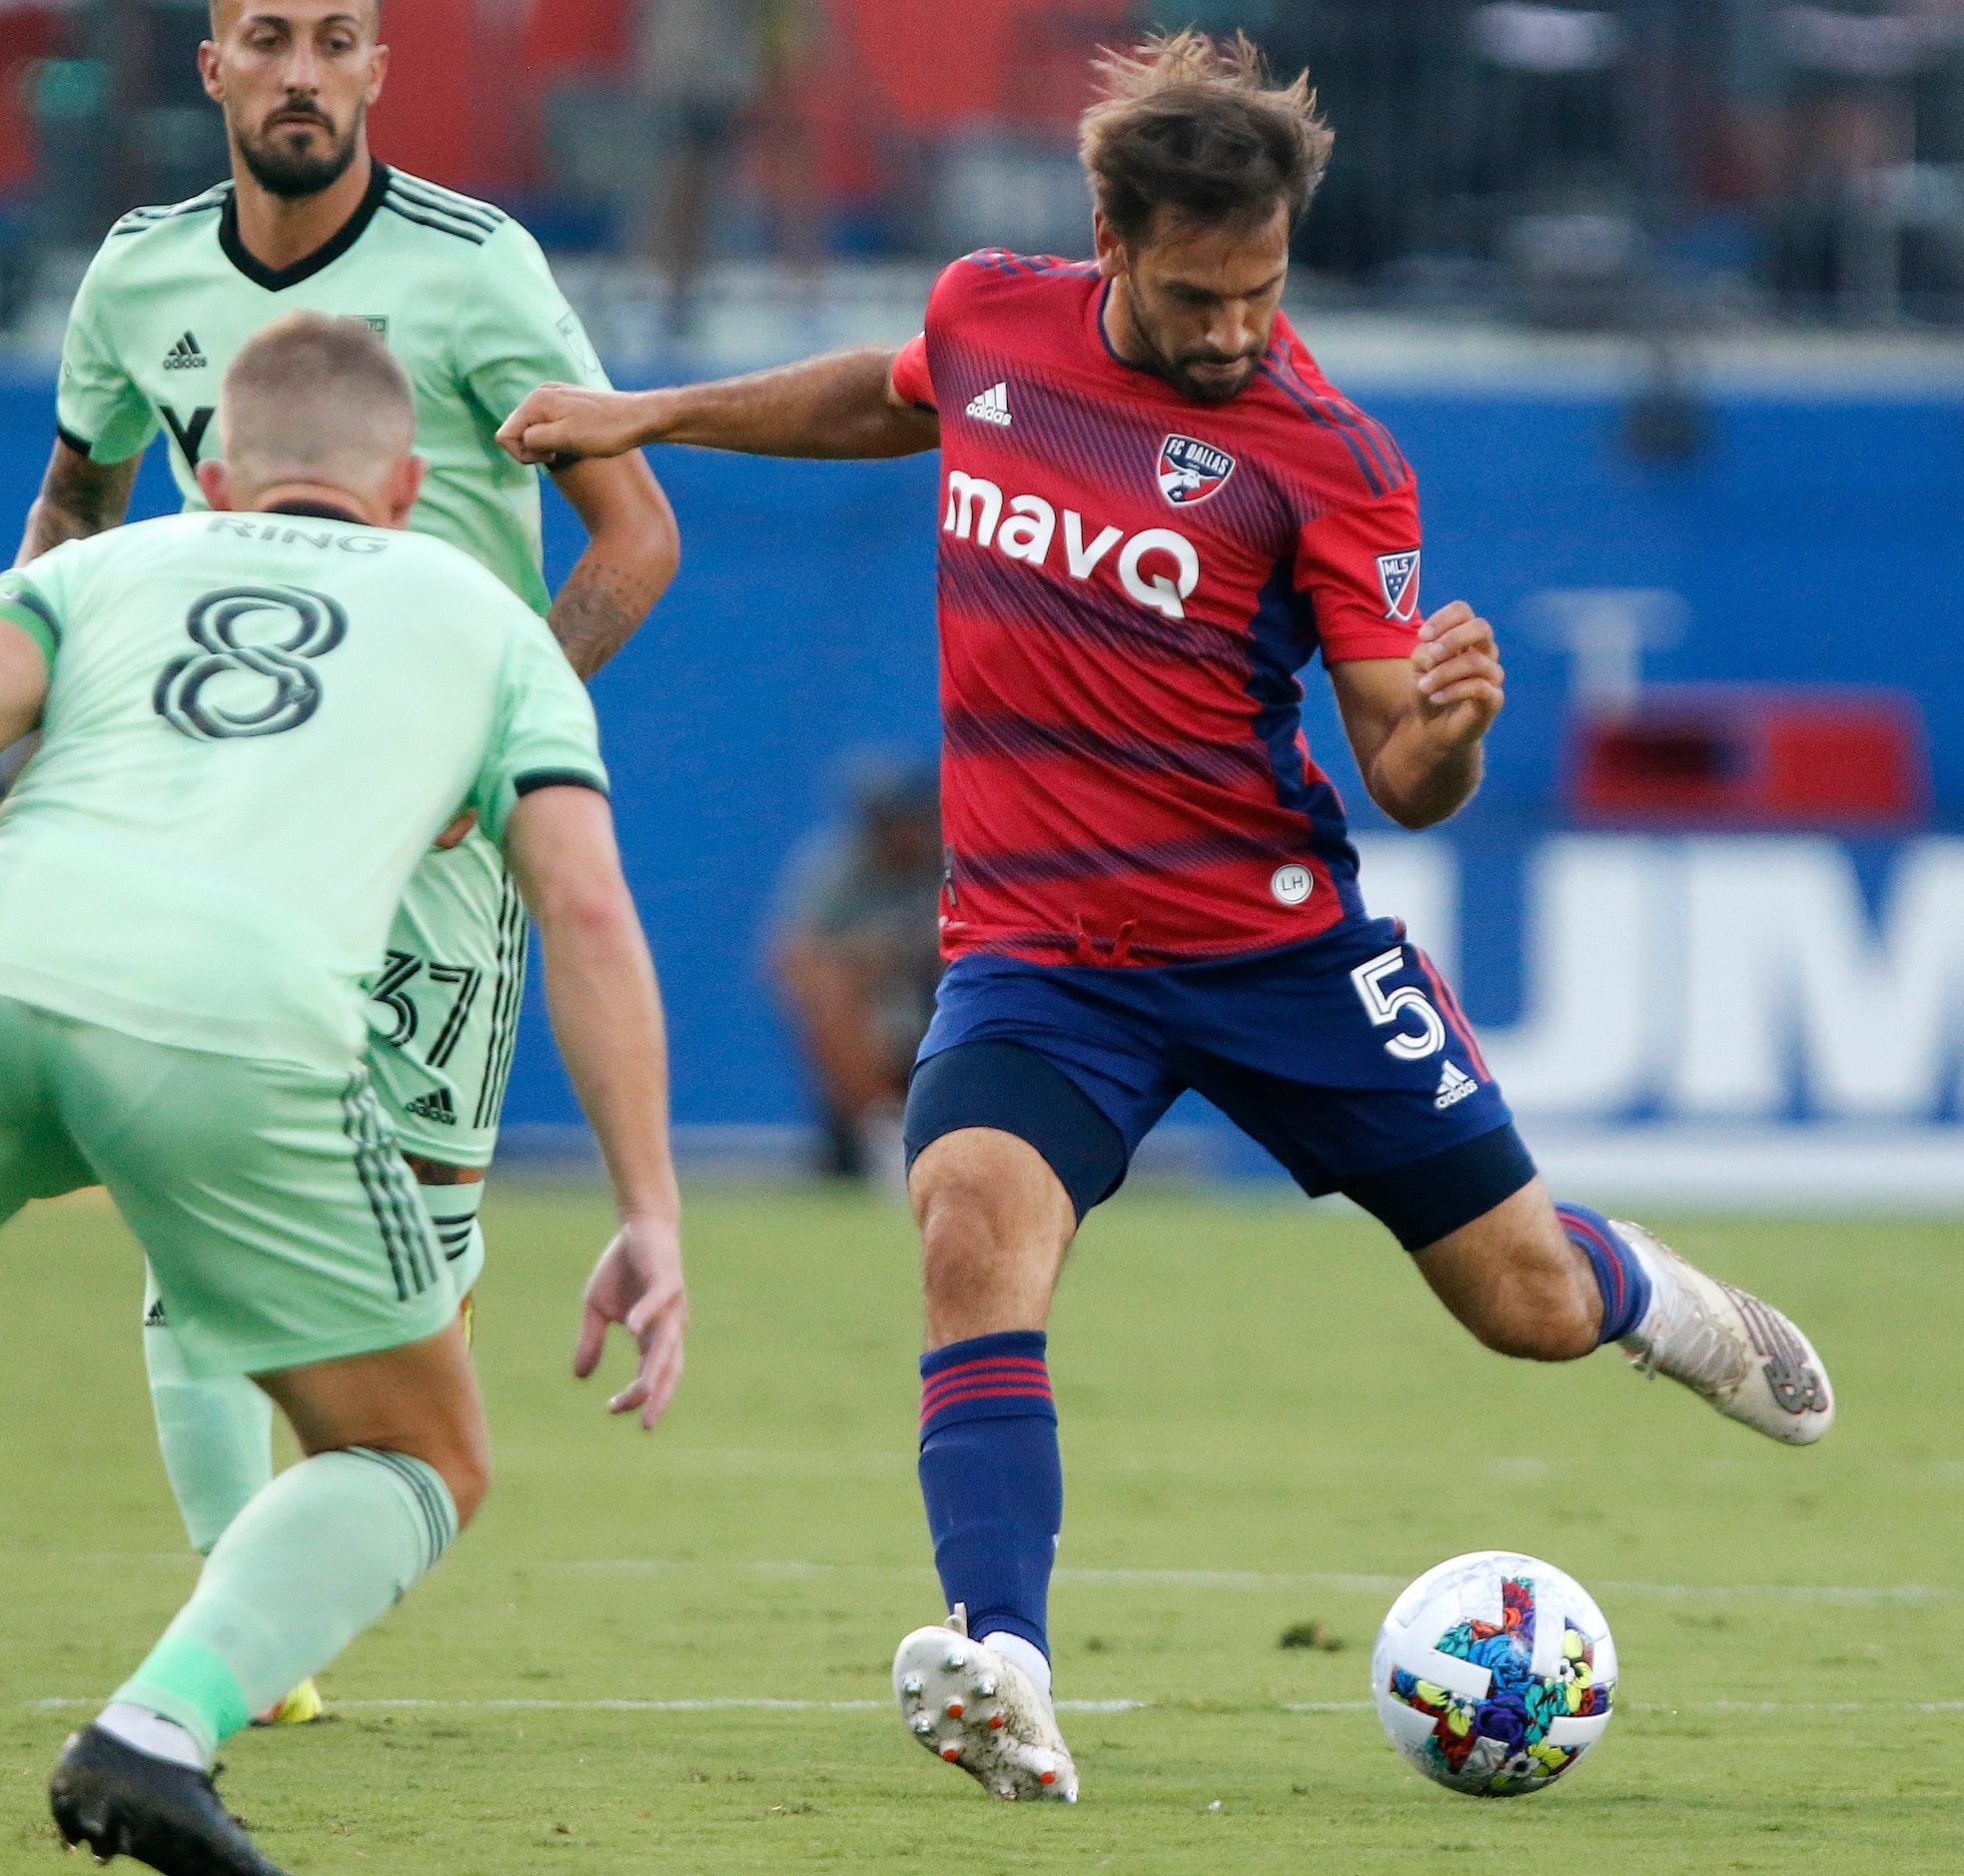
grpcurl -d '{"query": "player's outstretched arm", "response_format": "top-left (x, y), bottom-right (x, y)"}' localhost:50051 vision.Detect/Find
top-left (497, 347), bottom-right (940, 467)
top-left (1329, 600), bottom-right (1505, 830)
top-left (504, 784), bottom-right (687, 1429)
top-left (14, 440), bottom-right (139, 565)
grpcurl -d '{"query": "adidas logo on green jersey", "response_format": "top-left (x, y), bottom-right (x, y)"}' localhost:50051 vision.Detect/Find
top-left (163, 331), bottom-right (208, 371)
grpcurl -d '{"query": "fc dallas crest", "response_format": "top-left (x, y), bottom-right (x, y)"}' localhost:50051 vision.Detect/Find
top-left (1157, 434), bottom-right (1236, 507)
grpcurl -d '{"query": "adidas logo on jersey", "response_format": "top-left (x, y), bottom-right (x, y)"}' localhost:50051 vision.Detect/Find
top-left (964, 382), bottom-right (1012, 427)
top-left (144, 1296), bottom-right (170, 1329)
top-left (1435, 1061), bottom-right (1479, 1111)
top-left (163, 332), bottom-right (208, 371)
top-left (406, 1088), bottom-right (458, 1125)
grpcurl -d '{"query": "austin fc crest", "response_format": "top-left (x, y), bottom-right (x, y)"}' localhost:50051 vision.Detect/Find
top-left (1157, 434), bottom-right (1236, 507)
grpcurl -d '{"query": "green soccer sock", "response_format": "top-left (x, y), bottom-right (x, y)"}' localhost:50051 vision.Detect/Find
top-left (112, 1446), bottom-right (458, 1762)
top-left (420, 1175), bottom-right (488, 1302)
top-left (143, 1292), bottom-right (274, 1555)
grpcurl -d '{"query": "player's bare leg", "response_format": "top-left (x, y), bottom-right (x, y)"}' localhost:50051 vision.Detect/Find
top-left (1416, 1178), bottom-right (1833, 1443)
top-left (54, 1328), bottom-right (487, 1875)
top-left (1413, 1180), bottom-right (1601, 1360)
top-left (255, 1221), bottom-right (480, 1733)
top-left (915, 1127), bottom-right (1074, 1345)
top-left (252, 1320), bottom-right (491, 1516)
top-left (893, 1128), bottom-right (1080, 1800)
top-left (143, 1150), bottom-right (487, 1732)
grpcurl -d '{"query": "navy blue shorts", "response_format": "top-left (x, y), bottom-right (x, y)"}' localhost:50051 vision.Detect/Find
top-left (903, 916), bottom-right (1536, 1252)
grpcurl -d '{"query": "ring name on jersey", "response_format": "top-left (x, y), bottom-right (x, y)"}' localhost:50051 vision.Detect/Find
top-left (942, 470), bottom-right (1201, 621)
top-left (207, 516), bottom-right (391, 554)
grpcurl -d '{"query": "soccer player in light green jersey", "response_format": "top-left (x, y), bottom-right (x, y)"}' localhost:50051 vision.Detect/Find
top-left (4, 313), bottom-right (685, 1876)
top-left (14, 0), bottom-right (680, 1693)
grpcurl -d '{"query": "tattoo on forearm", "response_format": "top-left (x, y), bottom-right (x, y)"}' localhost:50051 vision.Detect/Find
top-left (548, 557), bottom-right (653, 681)
top-left (15, 449), bottom-right (138, 565)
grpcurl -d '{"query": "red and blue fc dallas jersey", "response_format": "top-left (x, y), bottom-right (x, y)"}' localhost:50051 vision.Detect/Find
top-left (890, 250), bottom-right (1425, 968)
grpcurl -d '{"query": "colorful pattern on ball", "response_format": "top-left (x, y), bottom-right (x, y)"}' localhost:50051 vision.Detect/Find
top-left (1373, 1551), bottom-right (1617, 1798)
top-left (1391, 1577), bottom-right (1607, 1793)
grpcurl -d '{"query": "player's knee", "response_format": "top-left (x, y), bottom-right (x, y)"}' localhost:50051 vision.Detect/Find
top-left (915, 1161), bottom-right (1007, 1304)
top-left (912, 1130), bottom-right (1043, 1249)
top-left (433, 1438), bottom-right (492, 1530)
top-left (911, 1128), bottom-right (1072, 1337)
top-left (393, 1414), bottom-right (493, 1529)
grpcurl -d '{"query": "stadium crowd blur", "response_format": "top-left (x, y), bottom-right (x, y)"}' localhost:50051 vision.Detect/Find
top-left (765, 756), bottom-right (944, 1189)
top-left (6, 2), bottom-right (1964, 330)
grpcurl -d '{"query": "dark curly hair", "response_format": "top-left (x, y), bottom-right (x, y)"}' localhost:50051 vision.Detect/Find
top-left (1080, 30), bottom-right (1334, 247)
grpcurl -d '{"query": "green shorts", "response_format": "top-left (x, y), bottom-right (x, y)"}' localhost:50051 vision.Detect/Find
top-left (0, 999), bottom-right (457, 1380)
top-left (365, 827), bottom-right (528, 1171)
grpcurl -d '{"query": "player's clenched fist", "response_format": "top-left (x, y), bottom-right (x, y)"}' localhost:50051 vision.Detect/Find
top-left (1411, 600), bottom-right (1504, 742)
top-left (498, 383), bottom-right (660, 466)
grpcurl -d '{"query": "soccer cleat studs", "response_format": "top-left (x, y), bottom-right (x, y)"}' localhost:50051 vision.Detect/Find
top-left (892, 1617), bottom-right (1080, 1802)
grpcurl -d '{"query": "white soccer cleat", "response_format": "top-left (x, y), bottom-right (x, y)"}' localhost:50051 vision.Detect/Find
top-left (1613, 1220), bottom-right (1833, 1445)
top-left (891, 1604), bottom-right (1078, 1802)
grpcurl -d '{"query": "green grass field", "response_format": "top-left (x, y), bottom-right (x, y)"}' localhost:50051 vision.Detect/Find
top-left (4, 1181), bottom-right (1961, 1873)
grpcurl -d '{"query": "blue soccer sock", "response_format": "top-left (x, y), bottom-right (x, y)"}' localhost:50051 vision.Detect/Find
top-left (917, 1330), bottom-right (1061, 1663)
top-left (1556, 1203), bottom-right (1654, 1347)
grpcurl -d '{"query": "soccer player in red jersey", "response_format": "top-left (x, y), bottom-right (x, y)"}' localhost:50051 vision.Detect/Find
top-left (502, 31), bottom-right (1833, 1804)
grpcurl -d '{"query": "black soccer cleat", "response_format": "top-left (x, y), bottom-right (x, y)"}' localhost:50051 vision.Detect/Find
top-left (49, 1725), bottom-right (290, 1875)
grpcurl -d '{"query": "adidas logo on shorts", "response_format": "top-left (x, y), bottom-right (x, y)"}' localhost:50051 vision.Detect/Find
top-left (964, 382), bottom-right (1012, 427)
top-left (406, 1088), bottom-right (458, 1125)
top-left (1435, 1061), bottom-right (1479, 1111)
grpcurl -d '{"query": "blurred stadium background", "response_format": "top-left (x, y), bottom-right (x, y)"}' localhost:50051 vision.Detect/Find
top-left (3, 0), bottom-right (1962, 1205)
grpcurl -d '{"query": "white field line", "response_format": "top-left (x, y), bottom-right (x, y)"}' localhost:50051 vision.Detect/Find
top-left (551, 1559), bottom-right (1955, 1605)
top-left (25, 1697), bottom-right (1143, 1715)
top-left (24, 1696), bottom-right (1964, 1717)
top-left (28, 1554), bottom-right (1953, 1604)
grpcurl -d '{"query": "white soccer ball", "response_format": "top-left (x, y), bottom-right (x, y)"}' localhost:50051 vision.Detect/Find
top-left (1372, 1550), bottom-right (1616, 1796)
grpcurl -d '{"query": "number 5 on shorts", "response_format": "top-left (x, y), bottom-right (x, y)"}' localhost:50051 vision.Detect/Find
top-left (1350, 947), bottom-right (1447, 1061)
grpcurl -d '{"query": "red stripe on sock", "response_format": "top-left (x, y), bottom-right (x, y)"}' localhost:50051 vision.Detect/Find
top-left (919, 1383), bottom-right (1055, 1427)
top-left (1558, 1208), bottom-right (1624, 1315)
top-left (920, 1359), bottom-right (1050, 1407)
top-left (923, 1357), bottom-right (1050, 1378)
top-left (921, 1375), bottom-right (1055, 1414)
